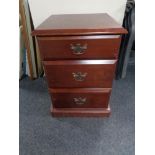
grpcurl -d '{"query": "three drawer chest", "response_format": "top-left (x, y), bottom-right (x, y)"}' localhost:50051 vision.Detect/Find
top-left (32, 13), bottom-right (127, 117)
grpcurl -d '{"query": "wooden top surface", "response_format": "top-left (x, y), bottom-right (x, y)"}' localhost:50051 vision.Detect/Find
top-left (32, 13), bottom-right (127, 36)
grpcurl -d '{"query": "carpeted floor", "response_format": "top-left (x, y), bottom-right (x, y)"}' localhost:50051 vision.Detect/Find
top-left (19, 66), bottom-right (135, 155)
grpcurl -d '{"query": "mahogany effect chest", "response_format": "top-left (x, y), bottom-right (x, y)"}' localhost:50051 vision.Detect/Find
top-left (32, 13), bottom-right (127, 117)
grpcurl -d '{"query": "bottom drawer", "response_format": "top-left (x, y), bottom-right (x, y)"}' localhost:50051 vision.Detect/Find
top-left (49, 88), bottom-right (111, 108)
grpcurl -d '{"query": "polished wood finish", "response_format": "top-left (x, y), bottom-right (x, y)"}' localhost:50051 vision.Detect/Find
top-left (37, 35), bottom-right (121, 60)
top-left (32, 13), bottom-right (127, 117)
top-left (32, 13), bottom-right (127, 36)
top-left (51, 107), bottom-right (111, 117)
top-left (43, 60), bottom-right (116, 88)
top-left (49, 88), bottom-right (111, 108)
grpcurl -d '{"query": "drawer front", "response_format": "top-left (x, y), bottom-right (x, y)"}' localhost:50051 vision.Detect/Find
top-left (37, 35), bottom-right (121, 60)
top-left (44, 60), bottom-right (116, 88)
top-left (49, 88), bottom-right (111, 108)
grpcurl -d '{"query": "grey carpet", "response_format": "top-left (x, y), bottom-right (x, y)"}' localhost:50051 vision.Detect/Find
top-left (19, 66), bottom-right (135, 155)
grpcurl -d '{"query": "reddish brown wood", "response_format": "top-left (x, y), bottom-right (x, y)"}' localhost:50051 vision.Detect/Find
top-left (43, 60), bottom-right (117, 88)
top-left (49, 88), bottom-right (111, 108)
top-left (51, 107), bottom-right (111, 117)
top-left (32, 13), bottom-right (127, 36)
top-left (37, 35), bottom-right (121, 60)
top-left (31, 13), bottom-right (127, 117)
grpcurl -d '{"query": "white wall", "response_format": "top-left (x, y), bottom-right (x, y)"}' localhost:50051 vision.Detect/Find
top-left (28, 0), bottom-right (127, 28)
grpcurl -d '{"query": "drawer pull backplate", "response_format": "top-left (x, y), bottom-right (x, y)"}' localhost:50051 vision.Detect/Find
top-left (73, 97), bottom-right (87, 105)
top-left (72, 72), bottom-right (87, 81)
top-left (70, 43), bottom-right (87, 55)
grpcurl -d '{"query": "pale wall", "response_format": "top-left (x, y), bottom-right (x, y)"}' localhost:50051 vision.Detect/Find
top-left (28, 0), bottom-right (127, 28)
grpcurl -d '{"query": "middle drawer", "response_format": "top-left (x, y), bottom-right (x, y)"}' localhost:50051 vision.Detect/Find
top-left (43, 60), bottom-right (117, 88)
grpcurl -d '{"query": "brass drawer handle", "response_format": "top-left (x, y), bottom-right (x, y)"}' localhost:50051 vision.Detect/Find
top-left (70, 43), bottom-right (87, 55)
top-left (73, 97), bottom-right (87, 105)
top-left (72, 72), bottom-right (87, 81)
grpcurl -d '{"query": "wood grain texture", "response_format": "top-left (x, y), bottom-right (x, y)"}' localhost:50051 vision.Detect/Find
top-left (37, 35), bottom-right (121, 60)
top-left (32, 13), bottom-right (127, 36)
top-left (43, 60), bottom-right (117, 88)
top-left (49, 88), bottom-right (111, 108)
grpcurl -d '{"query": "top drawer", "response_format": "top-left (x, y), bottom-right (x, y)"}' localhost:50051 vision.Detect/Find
top-left (37, 35), bottom-right (121, 60)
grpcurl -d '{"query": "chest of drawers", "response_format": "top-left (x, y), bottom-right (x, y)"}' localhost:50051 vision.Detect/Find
top-left (32, 13), bottom-right (127, 117)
